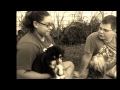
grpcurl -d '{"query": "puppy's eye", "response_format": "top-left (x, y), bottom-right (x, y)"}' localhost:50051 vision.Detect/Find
top-left (53, 56), bottom-right (56, 59)
top-left (59, 56), bottom-right (62, 58)
top-left (59, 54), bottom-right (62, 58)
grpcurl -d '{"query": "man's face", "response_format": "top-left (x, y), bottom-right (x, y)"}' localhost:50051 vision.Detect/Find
top-left (98, 23), bottom-right (115, 41)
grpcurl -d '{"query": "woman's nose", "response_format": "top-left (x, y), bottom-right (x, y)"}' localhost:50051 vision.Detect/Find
top-left (48, 26), bottom-right (53, 30)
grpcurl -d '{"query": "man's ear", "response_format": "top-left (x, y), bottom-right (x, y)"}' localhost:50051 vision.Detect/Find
top-left (114, 29), bottom-right (116, 33)
top-left (33, 21), bottom-right (38, 28)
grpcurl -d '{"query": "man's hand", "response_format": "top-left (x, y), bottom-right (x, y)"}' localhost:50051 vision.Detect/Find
top-left (73, 70), bottom-right (88, 79)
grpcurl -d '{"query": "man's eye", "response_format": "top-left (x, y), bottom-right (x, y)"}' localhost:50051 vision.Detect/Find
top-left (103, 29), bottom-right (108, 32)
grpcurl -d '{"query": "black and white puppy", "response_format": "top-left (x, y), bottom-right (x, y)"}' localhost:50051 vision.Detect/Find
top-left (32, 45), bottom-right (65, 79)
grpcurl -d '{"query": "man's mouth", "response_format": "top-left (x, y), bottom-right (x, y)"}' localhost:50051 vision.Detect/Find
top-left (99, 34), bottom-right (104, 37)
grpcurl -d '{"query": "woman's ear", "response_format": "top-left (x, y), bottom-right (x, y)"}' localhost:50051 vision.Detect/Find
top-left (33, 21), bottom-right (38, 28)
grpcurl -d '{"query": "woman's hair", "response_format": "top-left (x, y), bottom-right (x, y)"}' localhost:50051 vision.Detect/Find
top-left (21, 11), bottom-right (50, 32)
top-left (102, 15), bottom-right (116, 30)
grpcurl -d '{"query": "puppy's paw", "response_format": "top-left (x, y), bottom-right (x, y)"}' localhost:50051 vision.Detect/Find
top-left (56, 64), bottom-right (64, 76)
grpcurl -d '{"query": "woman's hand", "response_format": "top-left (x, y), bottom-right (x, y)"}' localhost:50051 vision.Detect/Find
top-left (56, 74), bottom-right (65, 79)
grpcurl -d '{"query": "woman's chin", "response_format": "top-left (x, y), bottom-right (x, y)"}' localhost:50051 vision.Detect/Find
top-left (46, 32), bottom-right (50, 35)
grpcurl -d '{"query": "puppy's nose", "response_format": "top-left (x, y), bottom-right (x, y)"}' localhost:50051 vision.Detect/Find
top-left (56, 59), bottom-right (60, 65)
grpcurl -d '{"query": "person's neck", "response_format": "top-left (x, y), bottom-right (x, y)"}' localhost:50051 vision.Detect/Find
top-left (104, 39), bottom-right (112, 44)
top-left (104, 34), bottom-right (114, 44)
top-left (41, 37), bottom-right (45, 42)
top-left (34, 31), bottom-right (45, 42)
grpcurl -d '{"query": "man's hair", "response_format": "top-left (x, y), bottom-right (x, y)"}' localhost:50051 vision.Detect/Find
top-left (21, 11), bottom-right (50, 32)
top-left (102, 15), bottom-right (116, 30)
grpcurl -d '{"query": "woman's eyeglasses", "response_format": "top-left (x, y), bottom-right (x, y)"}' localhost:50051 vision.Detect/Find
top-left (38, 22), bottom-right (54, 29)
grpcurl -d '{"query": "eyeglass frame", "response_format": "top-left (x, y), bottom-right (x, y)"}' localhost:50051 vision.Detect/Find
top-left (37, 22), bottom-right (54, 29)
top-left (98, 26), bottom-right (113, 33)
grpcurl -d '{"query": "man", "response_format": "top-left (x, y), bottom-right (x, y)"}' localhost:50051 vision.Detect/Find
top-left (74, 15), bottom-right (116, 79)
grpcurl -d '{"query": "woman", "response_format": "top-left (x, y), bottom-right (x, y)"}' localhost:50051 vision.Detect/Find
top-left (17, 11), bottom-right (74, 79)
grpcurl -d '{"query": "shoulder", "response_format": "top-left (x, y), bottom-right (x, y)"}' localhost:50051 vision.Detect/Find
top-left (18, 32), bottom-right (34, 43)
top-left (17, 42), bottom-right (39, 53)
top-left (17, 32), bottom-right (42, 49)
top-left (86, 32), bottom-right (99, 41)
top-left (17, 32), bottom-right (40, 53)
top-left (88, 32), bottom-right (98, 38)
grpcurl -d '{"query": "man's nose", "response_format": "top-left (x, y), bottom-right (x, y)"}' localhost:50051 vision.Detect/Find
top-left (99, 30), bottom-right (104, 33)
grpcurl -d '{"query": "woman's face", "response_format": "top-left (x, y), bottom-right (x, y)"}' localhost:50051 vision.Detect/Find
top-left (34, 16), bottom-right (54, 36)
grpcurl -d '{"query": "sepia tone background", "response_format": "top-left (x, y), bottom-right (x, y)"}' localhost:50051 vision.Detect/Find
top-left (16, 11), bottom-right (117, 78)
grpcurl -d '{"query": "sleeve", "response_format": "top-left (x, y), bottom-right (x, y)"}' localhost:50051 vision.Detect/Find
top-left (84, 34), bottom-right (95, 54)
top-left (17, 43), bottom-right (39, 70)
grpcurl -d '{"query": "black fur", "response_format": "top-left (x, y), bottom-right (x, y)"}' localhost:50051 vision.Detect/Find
top-left (32, 45), bottom-right (64, 78)
top-left (87, 68), bottom-right (104, 79)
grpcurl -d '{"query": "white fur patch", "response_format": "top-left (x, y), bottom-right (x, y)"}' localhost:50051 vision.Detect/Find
top-left (43, 44), bottom-right (54, 52)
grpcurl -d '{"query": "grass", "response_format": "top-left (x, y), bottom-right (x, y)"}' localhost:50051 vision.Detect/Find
top-left (60, 44), bottom-right (85, 71)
